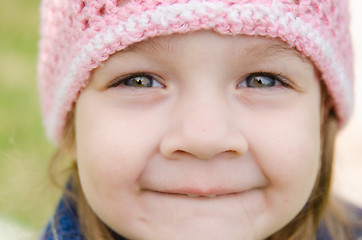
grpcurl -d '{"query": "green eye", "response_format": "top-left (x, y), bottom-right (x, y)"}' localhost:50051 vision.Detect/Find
top-left (237, 73), bottom-right (285, 89)
top-left (124, 76), bottom-right (153, 88)
top-left (246, 74), bottom-right (277, 88)
top-left (110, 73), bottom-right (163, 88)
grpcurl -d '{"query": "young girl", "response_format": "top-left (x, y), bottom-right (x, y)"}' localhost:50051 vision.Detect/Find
top-left (38, 0), bottom-right (361, 239)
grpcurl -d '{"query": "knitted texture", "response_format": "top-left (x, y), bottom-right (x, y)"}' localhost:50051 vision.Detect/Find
top-left (38, 0), bottom-right (354, 143)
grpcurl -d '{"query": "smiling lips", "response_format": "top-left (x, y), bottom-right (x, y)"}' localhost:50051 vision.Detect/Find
top-left (186, 194), bottom-right (218, 198)
top-left (153, 187), bottom-right (242, 198)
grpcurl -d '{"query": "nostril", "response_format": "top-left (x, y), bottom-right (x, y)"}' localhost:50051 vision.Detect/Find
top-left (171, 150), bottom-right (188, 159)
top-left (225, 150), bottom-right (242, 158)
top-left (160, 127), bottom-right (249, 160)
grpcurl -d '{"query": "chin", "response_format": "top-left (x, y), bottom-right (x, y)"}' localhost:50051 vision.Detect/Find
top-left (131, 218), bottom-right (259, 240)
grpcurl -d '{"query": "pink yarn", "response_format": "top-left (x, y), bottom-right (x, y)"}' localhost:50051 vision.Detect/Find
top-left (38, 0), bottom-right (354, 143)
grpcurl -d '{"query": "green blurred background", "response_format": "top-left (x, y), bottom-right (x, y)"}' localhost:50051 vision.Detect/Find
top-left (0, 0), bottom-right (59, 235)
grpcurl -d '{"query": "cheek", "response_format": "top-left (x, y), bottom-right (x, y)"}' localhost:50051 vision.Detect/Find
top-left (249, 102), bottom-right (321, 199)
top-left (239, 97), bottom-right (322, 236)
top-left (75, 116), bottom-right (133, 204)
top-left (75, 95), bottom-right (166, 197)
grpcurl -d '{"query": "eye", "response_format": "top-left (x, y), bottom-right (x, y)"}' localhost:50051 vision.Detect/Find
top-left (109, 73), bottom-right (164, 88)
top-left (237, 73), bottom-right (287, 88)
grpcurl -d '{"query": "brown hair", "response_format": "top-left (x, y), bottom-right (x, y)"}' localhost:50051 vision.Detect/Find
top-left (48, 90), bottom-right (353, 240)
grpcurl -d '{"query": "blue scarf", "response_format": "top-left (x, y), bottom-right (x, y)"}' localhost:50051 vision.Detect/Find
top-left (41, 196), bottom-right (126, 240)
top-left (41, 196), bottom-right (84, 240)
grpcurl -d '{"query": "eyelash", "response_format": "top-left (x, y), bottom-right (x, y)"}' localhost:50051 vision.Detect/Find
top-left (108, 72), bottom-right (291, 89)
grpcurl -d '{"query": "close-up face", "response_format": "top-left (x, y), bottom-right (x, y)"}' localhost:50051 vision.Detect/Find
top-left (75, 31), bottom-right (322, 240)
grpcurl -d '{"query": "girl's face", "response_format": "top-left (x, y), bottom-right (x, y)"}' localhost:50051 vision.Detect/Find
top-left (75, 31), bottom-right (322, 240)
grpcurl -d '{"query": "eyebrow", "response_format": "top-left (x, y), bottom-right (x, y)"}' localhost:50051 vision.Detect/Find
top-left (122, 36), bottom-right (180, 57)
top-left (241, 41), bottom-right (306, 62)
top-left (122, 35), bottom-right (307, 63)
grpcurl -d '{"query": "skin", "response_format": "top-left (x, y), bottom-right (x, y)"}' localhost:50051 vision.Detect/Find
top-left (75, 31), bottom-right (322, 240)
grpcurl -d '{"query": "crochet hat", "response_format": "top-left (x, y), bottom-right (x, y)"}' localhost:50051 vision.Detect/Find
top-left (38, 0), bottom-right (354, 144)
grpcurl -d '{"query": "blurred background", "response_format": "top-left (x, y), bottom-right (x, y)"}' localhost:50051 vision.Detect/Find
top-left (0, 0), bottom-right (57, 239)
top-left (0, 0), bottom-right (361, 239)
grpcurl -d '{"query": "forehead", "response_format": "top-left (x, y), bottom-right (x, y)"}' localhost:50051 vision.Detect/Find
top-left (121, 31), bottom-right (307, 62)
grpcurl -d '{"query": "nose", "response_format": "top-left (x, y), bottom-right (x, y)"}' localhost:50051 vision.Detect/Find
top-left (160, 94), bottom-right (248, 160)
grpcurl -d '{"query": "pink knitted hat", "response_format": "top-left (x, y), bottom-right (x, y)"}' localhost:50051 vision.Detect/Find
top-left (38, 0), bottom-right (354, 143)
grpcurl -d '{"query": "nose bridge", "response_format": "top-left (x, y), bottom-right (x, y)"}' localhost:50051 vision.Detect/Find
top-left (182, 93), bottom-right (229, 140)
top-left (160, 90), bottom-right (248, 160)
